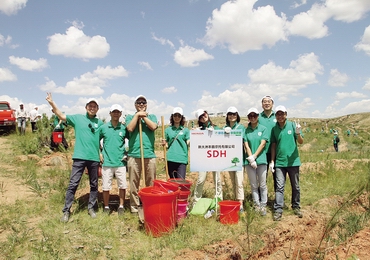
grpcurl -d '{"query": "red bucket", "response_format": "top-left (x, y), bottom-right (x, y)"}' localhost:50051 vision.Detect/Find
top-left (153, 180), bottom-right (179, 193)
top-left (177, 200), bottom-right (188, 223)
top-left (138, 187), bottom-right (179, 237)
top-left (168, 178), bottom-right (193, 191)
top-left (178, 190), bottom-right (191, 201)
top-left (218, 200), bottom-right (240, 225)
top-left (52, 132), bottom-right (63, 144)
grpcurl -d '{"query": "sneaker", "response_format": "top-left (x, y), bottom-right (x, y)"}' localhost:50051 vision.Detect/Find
top-left (273, 212), bottom-right (282, 221)
top-left (118, 207), bottom-right (124, 216)
top-left (88, 209), bottom-right (97, 218)
top-left (293, 208), bottom-right (303, 218)
top-left (103, 207), bottom-right (110, 215)
top-left (60, 212), bottom-right (70, 223)
top-left (130, 206), bottom-right (138, 214)
top-left (260, 206), bottom-right (267, 216)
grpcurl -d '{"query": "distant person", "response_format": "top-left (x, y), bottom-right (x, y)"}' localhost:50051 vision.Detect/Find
top-left (46, 93), bottom-right (104, 222)
top-left (162, 107), bottom-right (190, 179)
top-left (192, 109), bottom-right (223, 205)
top-left (16, 103), bottom-right (28, 135)
top-left (29, 106), bottom-right (40, 132)
top-left (222, 106), bottom-right (245, 211)
top-left (258, 95), bottom-right (276, 189)
top-left (50, 108), bottom-right (68, 150)
top-left (100, 104), bottom-right (127, 216)
top-left (244, 108), bottom-right (269, 216)
top-left (333, 133), bottom-right (340, 152)
top-left (347, 129), bottom-right (351, 137)
top-left (126, 95), bottom-right (157, 214)
top-left (270, 105), bottom-right (304, 221)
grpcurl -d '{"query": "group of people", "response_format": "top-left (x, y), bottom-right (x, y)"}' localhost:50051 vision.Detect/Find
top-left (46, 92), bottom-right (304, 223)
top-left (15, 103), bottom-right (41, 134)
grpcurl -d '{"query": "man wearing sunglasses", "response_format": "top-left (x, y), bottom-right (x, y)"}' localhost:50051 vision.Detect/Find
top-left (46, 93), bottom-right (104, 222)
top-left (126, 95), bottom-right (158, 213)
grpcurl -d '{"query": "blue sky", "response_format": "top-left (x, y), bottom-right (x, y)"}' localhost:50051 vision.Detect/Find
top-left (1, 0), bottom-right (370, 121)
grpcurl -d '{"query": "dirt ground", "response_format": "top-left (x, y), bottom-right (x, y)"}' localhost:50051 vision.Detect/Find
top-left (0, 138), bottom-right (369, 259)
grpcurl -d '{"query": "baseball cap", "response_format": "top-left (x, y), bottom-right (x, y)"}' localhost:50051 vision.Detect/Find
top-left (135, 95), bottom-right (147, 104)
top-left (110, 104), bottom-right (123, 112)
top-left (247, 107), bottom-right (259, 115)
top-left (275, 105), bottom-right (287, 113)
top-left (86, 98), bottom-right (99, 107)
top-left (261, 95), bottom-right (274, 103)
top-left (195, 109), bottom-right (205, 119)
top-left (226, 106), bottom-right (238, 113)
top-left (172, 107), bottom-right (183, 115)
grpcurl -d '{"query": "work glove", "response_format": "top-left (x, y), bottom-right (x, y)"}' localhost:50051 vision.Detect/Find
top-left (247, 155), bottom-right (256, 163)
top-left (207, 126), bottom-right (214, 132)
top-left (224, 126), bottom-right (231, 134)
top-left (250, 161), bottom-right (257, 169)
top-left (55, 124), bottom-right (60, 129)
top-left (295, 121), bottom-right (301, 134)
top-left (269, 161), bottom-right (275, 173)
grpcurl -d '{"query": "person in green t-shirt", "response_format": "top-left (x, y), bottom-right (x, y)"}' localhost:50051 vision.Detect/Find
top-left (192, 109), bottom-right (223, 205)
top-left (46, 93), bottom-right (104, 223)
top-left (270, 105), bottom-right (304, 221)
top-left (126, 95), bottom-right (158, 213)
top-left (223, 106), bottom-right (245, 211)
top-left (162, 107), bottom-right (190, 179)
top-left (244, 107), bottom-right (269, 216)
top-left (99, 104), bottom-right (128, 216)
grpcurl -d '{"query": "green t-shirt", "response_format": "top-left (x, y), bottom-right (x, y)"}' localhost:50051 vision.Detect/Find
top-left (258, 111), bottom-right (276, 153)
top-left (125, 114), bottom-right (157, 158)
top-left (245, 123), bottom-right (269, 165)
top-left (165, 125), bottom-right (190, 164)
top-left (270, 120), bottom-right (301, 167)
top-left (100, 122), bottom-right (127, 167)
top-left (66, 113), bottom-right (103, 162)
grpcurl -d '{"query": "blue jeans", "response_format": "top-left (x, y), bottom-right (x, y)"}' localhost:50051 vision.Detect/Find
top-left (274, 166), bottom-right (301, 213)
top-left (62, 159), bottom-right (99, 213)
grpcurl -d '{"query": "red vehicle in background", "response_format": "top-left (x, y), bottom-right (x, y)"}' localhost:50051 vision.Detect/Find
top-left (0, 101), bottom-right (17, 133)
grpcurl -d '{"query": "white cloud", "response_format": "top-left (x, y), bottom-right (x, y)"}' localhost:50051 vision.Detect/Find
top-left (291, 0), bottom-right (307, 9)
top-left (162, 86), bottom-right (177, 94)
top-left (174, 45), bottom-right (214, 67)
top-left (9, 56), bottom-right (48, 71)
top-left (362, 79), bottom-right (370, 90)
top-left (47, 25), bottom-right (110, 60)
top-left (335, 91), bottom-right (367, 100)
top-left (202, 0), bottom-right (287, 54)
top-left (328, 69), bottom-right (349, 87)
top-left (0, 67), bottom-right (17, 82)
top-left (0, 34), bottom-right (18, 49)
top-left (138, 61), bottom-right (153, 70)
top-left (325, 0), bottom-right (370, 23)
top-left (354, 25), bottom-right (370, 56)
top-left (151, 33), bottom-right (175, 49)
top-left (39, 66), bottom-right (128, 95)
top-left (0, 0), bottom-right (27, 15)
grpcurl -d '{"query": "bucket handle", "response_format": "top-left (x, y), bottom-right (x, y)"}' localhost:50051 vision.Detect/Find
top-left (219, 205), bottom-right (240, 216)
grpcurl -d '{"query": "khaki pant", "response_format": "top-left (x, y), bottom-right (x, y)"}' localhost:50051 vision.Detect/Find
top-left (127, 157), bottom-right (156, 212)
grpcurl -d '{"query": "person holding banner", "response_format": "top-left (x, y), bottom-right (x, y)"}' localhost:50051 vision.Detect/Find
top-left (270, 105), bottom-right (303, 221)
top-left (223, 106), bottom-right (245, 211)
top-left (192, 109), bottom-right (223, 205)
top-left (126, 95), bottom-right (158, 214)
top-left (244, 107), bottom-right (269, 216)
top-left (162, 107), bottom-right (190, 179)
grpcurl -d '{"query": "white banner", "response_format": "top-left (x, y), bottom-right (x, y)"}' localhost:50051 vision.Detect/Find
top-left (190, 130), bottom-right (243, 172)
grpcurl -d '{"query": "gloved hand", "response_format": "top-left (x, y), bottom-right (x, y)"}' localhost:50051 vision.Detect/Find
top-left (55, 124), bottom-right (60, 129)
top-left (295, 121), bottom-right (301, 134)
top-left (247, 155), bottom-right (255, 163)
top-left (250, 161), bottom-right (257, 169)
top-left (207, 126), bottom-right (214, 132)
top-left (269, 161), bottom-right (275, 173)
top-left (224, 126), bottom-right (231, 134)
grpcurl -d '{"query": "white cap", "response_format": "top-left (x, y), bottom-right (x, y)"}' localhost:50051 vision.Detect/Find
top-left (247, 107), bottom-right (259, 115)
top-left (195, 109), bottom-right (205, 119)
top-left (86, 98), bottom-right (99, 107)
top-left (172, 107), bottom-right (183, 115)
top-left (135, 95), bottom-right (147, 104)
top-left (261, 95), bottom-right (274, 102)
top-left (226, 106), bottom-right (238, 113)
top-left (275, 105), bottom-right (287, 113)
top-left (110, 104), bottom-right (123, 112)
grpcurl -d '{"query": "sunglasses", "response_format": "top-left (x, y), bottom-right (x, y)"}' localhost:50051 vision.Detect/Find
top-left (135, 101), bottom-right (147, 105)
top-left (227, 112), bottom-right (237, 116)
top-left (275, 112), bottom-right (285, 116)
top-left (248, 114), bottom-right (258, 118)
top-left (173, 113), bottom-right (182, 118)
top-left (88, 123), bottom-right (95, 133)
